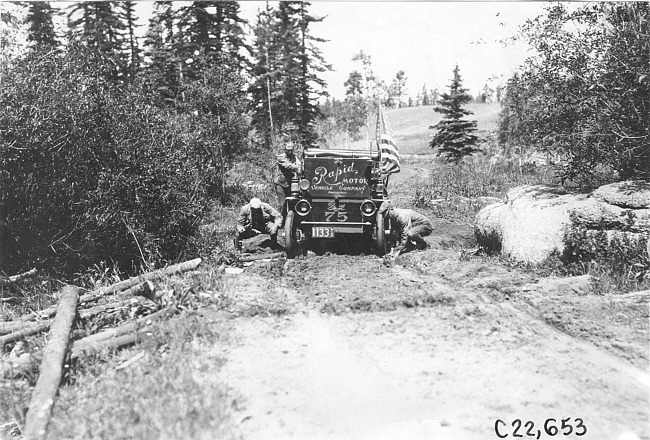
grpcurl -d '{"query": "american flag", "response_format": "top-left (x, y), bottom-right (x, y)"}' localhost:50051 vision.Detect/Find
top-left (376, 103), bottom-right (400, 174)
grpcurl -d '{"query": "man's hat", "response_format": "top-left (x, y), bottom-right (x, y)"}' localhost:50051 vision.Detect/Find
top-left (250, 197), bottom-right (262, 209)
top-left (285, 142), bottom-right (295, 151)
top-left (378, 201), bottom-right (392, 214)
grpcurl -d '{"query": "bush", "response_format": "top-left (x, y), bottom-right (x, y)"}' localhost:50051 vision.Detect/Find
top-left (498, 3), bottom-right (650, 185)
top-left (562, 221), bottom-right (650, 292)
top-left (0, 45), bottom-right (248, 274)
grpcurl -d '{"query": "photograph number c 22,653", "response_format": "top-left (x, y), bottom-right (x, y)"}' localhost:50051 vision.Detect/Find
top-left (494, 418), bottom-right (587, 438)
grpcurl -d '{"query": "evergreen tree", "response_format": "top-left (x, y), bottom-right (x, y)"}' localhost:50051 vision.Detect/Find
top-left (429, 65), bottom-right (480, 163)
top-left (120, 1), bottom-right (141, 81)
top-left (142, 1), bottom-right (181, 106)
top-left (250, 1), bottom-right (330, 147)
top-left (175, 1), bottom-right (249, 80)
top-left (249, 3), bottom-right (281, 144)
top-left (390, 70), bottom-right (407, 108)
top-left (25, 1), bottom-right (58, 49)
top-left (421, 85), bottom-right (430, 106)
top-left (67, 1), bottom-right (127, 81)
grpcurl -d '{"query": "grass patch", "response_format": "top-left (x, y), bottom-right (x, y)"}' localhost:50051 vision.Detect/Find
top-left (415, 156), bottom-right (556, 223)
top-left (47, 313), bottom-right (240, 440)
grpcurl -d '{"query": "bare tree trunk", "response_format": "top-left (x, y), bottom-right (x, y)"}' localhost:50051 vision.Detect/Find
top-left (23, 286), bottom-right (80, 440)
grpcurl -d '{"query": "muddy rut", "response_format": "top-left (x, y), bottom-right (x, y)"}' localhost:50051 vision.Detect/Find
top-left (214, 157), bottom-right (649, 440)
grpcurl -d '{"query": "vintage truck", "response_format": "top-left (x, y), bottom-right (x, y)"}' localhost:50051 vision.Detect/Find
top-left (283, 145), bottom-right (392, 258)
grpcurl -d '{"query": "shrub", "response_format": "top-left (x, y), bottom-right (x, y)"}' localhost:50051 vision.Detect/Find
top-left (498, 3), bottom-right (650, 185)
top-left (0, 45), bottom-right (248, 274)
top-left (562, 221), bottom-right (649, 292)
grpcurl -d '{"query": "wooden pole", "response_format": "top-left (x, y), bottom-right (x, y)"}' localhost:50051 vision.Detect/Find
top-left (23, 286), bottom-right (80, 440)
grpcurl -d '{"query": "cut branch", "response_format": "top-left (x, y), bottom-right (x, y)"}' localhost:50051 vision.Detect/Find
top-left (23, 286), bottom-right (80, 440)
top-left (0, 268), bottom-right (38, 287)
top-left (0, 321), bottom-right (51, 344)
top-left (240, 252), bottom-right (284, 262)
top-left (72, 306), bottom-right (176, 357)
top-left (78, 296), bottom-right (151, 320)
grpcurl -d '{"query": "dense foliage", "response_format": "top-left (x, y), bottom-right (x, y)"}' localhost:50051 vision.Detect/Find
top-left (0, 45), bottom-right (247, 274)
top-left (429, 65), bottom-right (480, 163)
top-left (498, 3), bottom-right (650, 185)
top-left (249, 1), bottom-right (330, 147)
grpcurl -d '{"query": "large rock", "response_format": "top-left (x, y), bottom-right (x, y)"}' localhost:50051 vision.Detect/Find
top-left (593, 180), bottom-right (650, 209)
top-left (475, 182), bottom-right (650, 264)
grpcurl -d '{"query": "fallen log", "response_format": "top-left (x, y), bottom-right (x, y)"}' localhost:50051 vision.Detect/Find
top-left (240, 252), bottom-right (284, 262)
top-left (71, 331), bottom-right (147, 359)
top-left (72, 306), bottom-right (176, 355)
top-left (79, 279), bottom-right (156, 305)
top-left (1, 281), bottom-right (156, 337)
top-left (89, 258), bottom-right (201, 299)
top-left (23, 286), bottom-right (80, 440)
top-left (0, 321), bottom-right (51, 346)
top-left (78, 296), bottom-right (150, 320)
top-left (0, 268), bottom-right (38, 287)
top-left (17, 259), bottom-right (197, 322)
top-left (1, 306), bottom-right (176, 379)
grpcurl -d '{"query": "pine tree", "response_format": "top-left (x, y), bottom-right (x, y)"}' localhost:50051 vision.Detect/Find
top-left (175, 1), bottom-right (250, 80)
top-left (390, 70), bottom-right (407, 108)
top-left (421, 85), bottom-right (430, 106)
top-left (429, 65), bottom-right (480, 163)
top-left (250, 2), bottom-right (330, 147)
top-left (67, 1), bottom-right (127, 81)
top-left (142, 1), bottom-right (181, 106)
top-left (25, 1), bottom-right (58, 49)
top-left (249, 3), bottom-right (281, 144)
top-left (120, 1), bottom-right (141, 81)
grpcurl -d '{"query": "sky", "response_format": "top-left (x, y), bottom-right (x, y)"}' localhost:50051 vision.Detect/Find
top-left (9, 1), bottom-right (551, 100)
top-left (235, 1), bottom-right (549, 99)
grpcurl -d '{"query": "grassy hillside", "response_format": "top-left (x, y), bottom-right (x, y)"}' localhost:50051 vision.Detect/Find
top-left (346, 102), bottom-right (501, 155)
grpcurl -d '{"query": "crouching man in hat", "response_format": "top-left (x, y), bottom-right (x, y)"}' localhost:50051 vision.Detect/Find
top-left (234, 198), bottom-right (283, 251)
top-left (378, 202), bottom-right (433, 255)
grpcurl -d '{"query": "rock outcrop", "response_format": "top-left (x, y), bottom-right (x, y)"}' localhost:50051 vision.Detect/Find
top-left (475, 181), bottom-right (650, 264)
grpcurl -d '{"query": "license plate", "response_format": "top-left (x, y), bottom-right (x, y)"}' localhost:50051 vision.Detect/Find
top-left (312, 226), bottom-right (335, 238)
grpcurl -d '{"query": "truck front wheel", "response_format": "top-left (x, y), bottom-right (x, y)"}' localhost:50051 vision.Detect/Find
top-left (285, 211), bottom-right (301, 258)
top-left (375, 211), bottom-right (390, 256)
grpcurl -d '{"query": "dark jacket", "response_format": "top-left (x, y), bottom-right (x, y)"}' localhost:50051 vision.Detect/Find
top-left (237, 202), bottom-right (282, 231)
top-left (274, 152), bottom-right (302, 187)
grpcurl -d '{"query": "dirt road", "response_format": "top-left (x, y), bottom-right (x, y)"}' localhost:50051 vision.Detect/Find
top-left (216, 157), bottom-right (649, 440)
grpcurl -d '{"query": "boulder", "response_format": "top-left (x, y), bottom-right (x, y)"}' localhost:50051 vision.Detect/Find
top-left (592, 180), bottom-right (650, 209)
top-left (475, 185), bottom-right (590, 263)
top-left (475, 182), bottom-right (649, 264)
top-left (571, 198), bottom-right (650, 232)
top-left (476, 196), bottom-right (502, 208)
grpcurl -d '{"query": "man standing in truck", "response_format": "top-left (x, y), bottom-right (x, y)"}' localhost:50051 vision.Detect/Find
top-left (274, 141), bottom-right (302, 225)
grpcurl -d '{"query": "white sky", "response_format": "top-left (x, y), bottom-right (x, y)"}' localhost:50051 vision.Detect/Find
top-left (8, 1), bottom-right (551, 100)
top-left (235, 1), bottom-right (549, 99)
